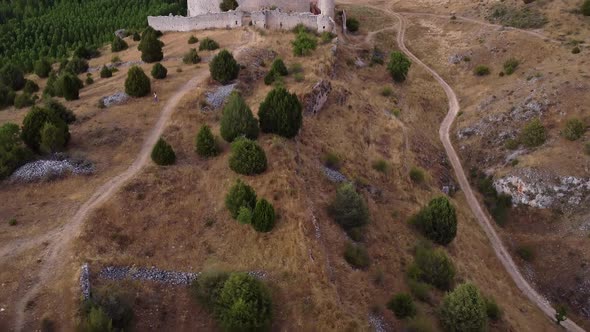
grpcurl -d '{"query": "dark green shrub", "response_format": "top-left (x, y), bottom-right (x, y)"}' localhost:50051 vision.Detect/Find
top-left (252, 199), bottom-right (276, 232)
top-left (264, 70), bottom-right (278, 86)
top-left (210, 50), bottom-right (240, 84)
top-left (56, 72), bottom-right (83, 100)
top-left (410, 167), bottom-right (425, 184)
top-left (0, 83), bottom-right (16, 108)
top-left (387, 51), bottom-right (412, 82)
top-left (183, 48), bottom-right (201, 64)
top-left (440, 283), bottom-right (488, 332)
top-left (65, 57), bottom-right (89, 74)
top-left (258, 87), bottom-right (302, 138)
top-left (225, 179), bottom-right (257, 219)
top-left (199, 37), bottom-right (220, 51)
top-left (142, 26), bottom-right (163, 39)
top-left (555, 305), bottom-right (567, 326)
top-left (85, 75), bottom-right (94, 86)
top-left (292, 32), bottom-right (317, 56)
top-left (346, 17), bottom-right (360, 32)
top-left (81, 306), bottom-right (113, 332)
top-left (321, 31), bottom-right (336, 44)
top-left (520, 118), bottom-right (546, 147)
top-left (91, 286), bottom-right (134, 330)
top-left (387, 293), bottom-right (416, 319)
top-left (0, 64), bottom-right (25, 91)
top-left (21, 107), bottom-right (49, 150)
top-left (411, 196), bottom-right (457, 246)
top-left (0, 123), bottom-right (33, 179)
top-left (237, 206), bottom-right (253, 224)
top-left (151, 63), bottom-right (168, 79)
top-left (111, 36), bottom-right (128, 52)
top-left (323, 152), bottom-right (341, 170)
top-left (133, 32), bottom-right (141, 41)
top-left (329, 182), bottom-right (369, 231)
top-left (195, 125), bottom-right (219, 157)
top-left (411, 245), bottom-right (455, 290)
top-left (220, 0), bottom-right (239, 11)
top-left (34, 59), bottom-right (52, 78)
top-left (73, 45), bottom-right (99, 59)
top-left (581, 0), bottom-right (590, 16)
top-left (138, 31), bottom-right (163, 63)
top-left (150, 137), bottom-right (176, 165)
top-left (188, 35), bottom-right (199, 44)
top-left (14, 93), bottom-right (35, 109)
top-left (503, 58), bottom-right (519, 75)
top-left (229, 137), bottom-right (267, 175)
top-left (484, 296), bottom-right (502, 321)
top-left (372, 159), bottom-right (389, 173)
top-left (220, 92), bottom-right (259, 142)
top-left (562, 118), bottom-right (585, 141)
top-left (40, 122), bottom-right (66, 153)
top-left (43, 71), bottom-right (58, 96)
top-left (408, 279), bottom-right (431, 303)
top-left (44, 99), bottom-right (76, 124)
top-left (270, 58), bottom-right (288, 76)
top-left (471, 171), bottom-right (512, 226)
top-left (572, 46), bottom-right (581, 54)
top-left (344, 242), bottom-right (370, 269)
top-left (504, 138), bottom-right (519, 150)
top-left (100, 66), bottom-right (113, 78)
top-left (516, 245), bottom-right (534, 261)
top-left (215, 273), bottom-right (272, 331)
top-left (474, 65), bottom-right (490, 76)
top-left (125, 66), bottom-right (151, 97)
top-left (190, 270), bottom-right (230, 308)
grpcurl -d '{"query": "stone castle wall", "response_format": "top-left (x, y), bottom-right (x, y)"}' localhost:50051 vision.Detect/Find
top-left (148, 12), bottom-right (244, 32)
top-left (238, 0), bottom-right (309, 13)
top-left (251, 10), bottom-right (335, 32)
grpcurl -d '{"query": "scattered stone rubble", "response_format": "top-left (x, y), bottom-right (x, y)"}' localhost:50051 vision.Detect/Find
top-left (323, 166), bottom-right (347, 183)
top-left (97, 265), bottom-right (267, 286)
top-left (80, 263), bottom-right (91, 300)
top-left (493, 168), bottom-right (590, 210)
top-left (205, 83), bottom-right (236, 109)
top-left (9, 155), bottom-right (94, 183)
top-left (100, 92), bottom-right (129, 108)
top-left (303, 80), bottom-right (332, 114)
top-left (368, 313), bottom-right (388, 332)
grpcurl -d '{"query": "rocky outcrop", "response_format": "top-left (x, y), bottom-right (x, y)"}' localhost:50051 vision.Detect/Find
top-left (303, 80), bottom-right (332, 114)
top-left (493, 168), bottom-right (590, 210)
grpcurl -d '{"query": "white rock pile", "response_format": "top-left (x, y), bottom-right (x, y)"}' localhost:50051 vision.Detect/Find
top-left (10, 156), bottom-right (94, 183)
top-left (323, 167), bottom-right (347, 183)
top-left (101, 92), bottom-right (129, 108)
top-left (80, 263), bottom-right (91, 300)
top-left (206, 83), bottom-right (236, 109)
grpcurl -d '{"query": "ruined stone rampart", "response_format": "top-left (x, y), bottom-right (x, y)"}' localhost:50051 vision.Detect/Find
top-left (251, 10), bottom-right (335, 33)
top-left (238, 0), bottom-right (309, 13)
top-left (148, 12), bottom-right (244, 31)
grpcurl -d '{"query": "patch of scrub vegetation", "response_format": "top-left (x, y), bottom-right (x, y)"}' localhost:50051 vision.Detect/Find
top-left (410, 196), bottom-right (457, 246)
top-left (470, 169), bottom-right (512, 226)
top-left (488, 4), bottom-right (548, 29)
top-left (339, 5), bottom-right (391, 31)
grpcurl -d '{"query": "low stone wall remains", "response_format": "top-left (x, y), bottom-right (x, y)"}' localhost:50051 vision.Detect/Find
top-left (148, 12), bottom-right (244, 32)
top-left (252, 10), bottom-right (335, 33)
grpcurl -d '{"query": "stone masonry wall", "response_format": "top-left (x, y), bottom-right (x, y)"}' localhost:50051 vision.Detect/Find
top-left (251, 10), bottom-right (335, 32)
top-left (238, 0), bottom-right (309, 13)
top-left (188, 0), bottom-right (222, 16)
top-left (148, 12), bottom-right (244, 31)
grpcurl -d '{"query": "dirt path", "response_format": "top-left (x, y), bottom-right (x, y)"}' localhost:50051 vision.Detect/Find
top-left (12, 31), bottom-right (254, 332)
top-left (388, 11), bottom-right (585, 332)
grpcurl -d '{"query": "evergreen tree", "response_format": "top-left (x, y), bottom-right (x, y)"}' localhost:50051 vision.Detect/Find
top-left (138, 31), bottom-right (163, 63)
top-left (151, 137), bottom-right (176, 165)
top-left (21, 106), bottom-right (69, 151)
top-left (220, 92), bottom-right (259, 142)
top-left (199, 37), bottom-right (220, 51)
top-left (183, 48), bottom-right (201, 64)
top-left (387, 51), bottom-right (412, 83)
top-left (65, 57), bottom-right (89, 74)
top-left (56, 72), bottom-right (83, 100)
top-left (258, 87), bottom-right (303, 138)
top-left (133, 32), bottom-right (141, 41)
top-left (151, 63), bottom-right (168, 79)
top-left (40, 122), bottom-right (66, 153)
top-left (44, 99), bottom-right (76, 124)
top-left (0, 123), bottom-right (33, 180)
top-left (125, 66), bottom-right (151, 97)
top-left (252, 199), bottom-right (276, 232)
top-left (195, 125), bottom-right (219, 157)
top-left (329, 183), bottom-right (369, 231)
top-left (23, 80), bottom-right (39, 94)
top-left (411, 196), bottom-right (457, 246)
top-left (229, 138), bottom-right (267, 175)
top-left (270, 58), bottom-right (288, 76)
top-left (0, 64), bottom-right (25, 91)
top-left (111, 36), bottom-right (128, 52)
top-left (209, 49), bottom-right (240, 84)
top-left (100, 66), bottom-right (112, 78)
top-left (440, 283), bottom-right (488, 332)
top-left (0, 83), bottom-right (16, 109)
top-left (225, 179), bottom-right (257, 219)
top-left (34, 59), bottom-right (52, 78)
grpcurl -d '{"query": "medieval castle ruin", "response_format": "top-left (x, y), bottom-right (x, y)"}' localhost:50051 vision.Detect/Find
top-left (148, 0), bottom-right (336, 33)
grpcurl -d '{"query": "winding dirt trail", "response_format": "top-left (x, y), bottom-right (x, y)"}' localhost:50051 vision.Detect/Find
top-left (12, 31), bottom-right (254, 331)
top-left (388, 10), bottom-right (585, 332)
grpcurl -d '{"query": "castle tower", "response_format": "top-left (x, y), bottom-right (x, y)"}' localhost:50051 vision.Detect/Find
top-left (318, 0), bottom-right (334, 18)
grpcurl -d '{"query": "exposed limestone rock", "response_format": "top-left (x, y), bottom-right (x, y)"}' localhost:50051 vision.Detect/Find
top-left (494, 168), bottom-right (590, 210)
top-left (303, 80), bottom-right (332, 114)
